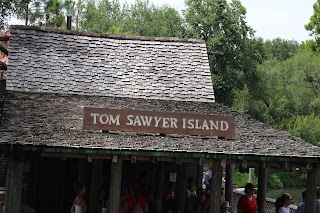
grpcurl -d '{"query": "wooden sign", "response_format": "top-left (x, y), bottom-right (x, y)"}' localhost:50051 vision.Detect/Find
top-left (83, 108), bottom-right (235, 138)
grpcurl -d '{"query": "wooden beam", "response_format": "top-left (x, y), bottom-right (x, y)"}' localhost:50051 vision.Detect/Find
top-left (0, 37), bottom-right (9, 41)
top-left (5, 156), bottom-right (24, 213)
top-left (197, 161), bottom-right (203, 188)
top-left (155, 162), bottom-right (164, 206)
top-left (225, 163), bottom-right (234, 209)
top-left (306, 165), bottom-right (318, 213)
top-left (257, 166), bottom-right (268, 213)
top-left (89, 160), bottom-right (103, 213)
top-left (210, 159), bottom-right (223, 213)
top-left (109, 157), bottom-right (123, 213)
top-left (0, 45), bottom-right (8, 56)
top-left (176, 163), bottom-right (186, 213)
top-left (41, 152), bottom-right (61, 158)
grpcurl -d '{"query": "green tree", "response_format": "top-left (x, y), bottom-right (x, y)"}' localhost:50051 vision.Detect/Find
top-left (80, 0), bottom-right (124, 33)
top-left (122, 0), bottom-right (185, 37)
top-left (15, 0), bottom-right (76, 28)
top-left (0, 0), bottom-right (30, 28)
top-left (264, 38), bottom-right (300, 61)
top-left (15, 0), bottom-right (43, 26)
top-left (305, 0), bottom-right (320, 51)
top-left (236, 49), bottom-right (320, 145)
top-left (184, 0), bottom-right (264, 106)
top-left (305, 0), bottom-right (320, 37)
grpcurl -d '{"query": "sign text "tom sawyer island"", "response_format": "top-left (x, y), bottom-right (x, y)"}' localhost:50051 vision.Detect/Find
top-left (83, 108), bottom-right (235, 137)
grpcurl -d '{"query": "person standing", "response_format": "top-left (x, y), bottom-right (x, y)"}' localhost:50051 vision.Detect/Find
top-left (221, 201), bottom-right (231, 213)
top-left (124, 184), bottom-right (149, 213)
top-left (295, 188), bottom-right (320, 213)
top-left (237, 183), bottom-right (258, 213)
top-left (275, 193), bottom-right (292, 213)
top-left (295, 190), bottom-right (307, 213)
top-left (70, 183), bottom-right (87, 213)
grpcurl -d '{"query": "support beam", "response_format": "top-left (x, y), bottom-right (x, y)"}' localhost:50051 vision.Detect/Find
top-left (197, 162), bottom-right (203, 189)
top-left (210, 159), bottom-right (223, 213)
top-left (109, 157), bottom-right (123, 213)
top-left (306, 166), bottom-right (318, 213)
top-left (257, 166), bottom-right (268, 213)
top-left (249, 168), bottom-right (255, 184)
top-left (156, 162), bottom-right (164, 206)
top-left (89, 160), bottom-right (103, 213)
top-left (5, 156), bottom-right (24, 213)
top-left (225, 164), bottom-right (234, 210)
top-left (176, 163), bottom-right (187, 213)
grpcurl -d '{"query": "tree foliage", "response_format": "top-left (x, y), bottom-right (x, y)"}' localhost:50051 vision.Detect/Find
top-left (184, 0), bottom-right (264, 106)
top-left (234, 48), bottom-right (320, 146)
top-left (305, 0), bottom-right (320, 51)
top-left (79, 0), bottom-right (185, 36)
top-left (0, 0), bottom-right (30, 28)
top-left (264, 38), bottom-right (300, 61)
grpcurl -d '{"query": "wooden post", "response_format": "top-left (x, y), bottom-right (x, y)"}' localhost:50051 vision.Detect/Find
top-left (5, 155), bottom-right (24, 213)
top-left (257, 166), bottom-right (268, 213)
top-left (210, 159), bottom-right (223, 213)
top-left (156, 162), bottom-right (164, 206)
top-left (249, 168), bottom-right (255, 184)
top-left (176, 163), bottom-right (187, 213)
top-left (225, 163), bottom-right (234, 210)
top-left (197, 162), bottom-right (203, 189)
top-left (89, 159), bottom-right (103, 213)
top-left (109, 157), bottom-right (123, 213)
top-left (306, 165), bottom-right (318, 213)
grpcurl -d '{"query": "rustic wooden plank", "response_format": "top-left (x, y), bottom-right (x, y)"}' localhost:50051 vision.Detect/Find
top-left (225, 164), bottom-right (234, 209)
top-left (66, 154), bottom-right (86, 159)
top-left (83, 107), bottom-right (235, 138)
top-left (92, 155), bottom-right (112, 160)
top-left (176, 163), bottom-right (187, 212)
top-left (157, 157), bottom-right (174, 162)
top-left (41, 152), bottom-right (60, 157)
top-left (89, 160), bottom-right (103, 213)
top-left (5, 156), bottom-right (24, 213)
top-left (210, 160), bottom-right (223, 213)
top-left (257, 166), bottom-right (268, 213)
top-left (136, 156), bottom-right (152, 161)
top-left (0, 37), bottom-right (9, 42)
top-left (109, 157), bottom-right (123, 213)
top-left (306, 166), bottom-right (317, 213)
top-left (0, 61), bottom-right (7, 70)
top-left (0, 45), bottom-right (8, 56)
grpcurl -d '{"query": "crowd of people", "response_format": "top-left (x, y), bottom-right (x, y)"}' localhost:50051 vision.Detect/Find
top-left (69, 173), bottom-right (319, 213)
top-left (69, 170), bottom-right (232, 213)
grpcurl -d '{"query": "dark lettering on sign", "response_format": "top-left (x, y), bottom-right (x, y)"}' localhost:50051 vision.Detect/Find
top-left (83, 107), bottom-right (235, 138)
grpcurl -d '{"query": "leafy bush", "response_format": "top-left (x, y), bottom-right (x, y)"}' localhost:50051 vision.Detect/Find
top-left (271, 171), bottom-right (306, 188)
top-left (267, 173), bottom-right (283, 189)
top-left (233, 169), bottom-right (257, 188)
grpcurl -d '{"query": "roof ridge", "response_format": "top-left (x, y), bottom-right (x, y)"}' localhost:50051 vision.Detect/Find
top-left (10, 25), bottom-right (205, 44)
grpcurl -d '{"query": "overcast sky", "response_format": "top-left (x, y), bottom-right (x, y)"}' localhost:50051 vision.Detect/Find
top-left (9, 0), bottom-right (316, 43)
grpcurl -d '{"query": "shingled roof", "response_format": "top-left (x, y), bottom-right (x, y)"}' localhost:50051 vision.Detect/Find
top-left (2, 26), bottom-right (320, 163)
top-left (7, 26), bottom-right (214, 102)
top-left (1, 91), bottom-right (320, 162)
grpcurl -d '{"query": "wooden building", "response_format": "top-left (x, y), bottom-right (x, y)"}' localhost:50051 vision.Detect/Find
top-left (0, 26), bottom-right (320, 213)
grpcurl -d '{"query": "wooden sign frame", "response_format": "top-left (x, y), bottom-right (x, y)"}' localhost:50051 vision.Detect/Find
top-left (83, 107), bottom-right (235, 138)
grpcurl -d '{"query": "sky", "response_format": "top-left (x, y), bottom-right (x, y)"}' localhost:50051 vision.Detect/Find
top-left (9, 0), bottom-right (316, 43)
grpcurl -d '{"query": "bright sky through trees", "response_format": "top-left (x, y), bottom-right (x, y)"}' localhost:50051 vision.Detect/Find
top-left (119, 0), bottom-right (315, 42)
